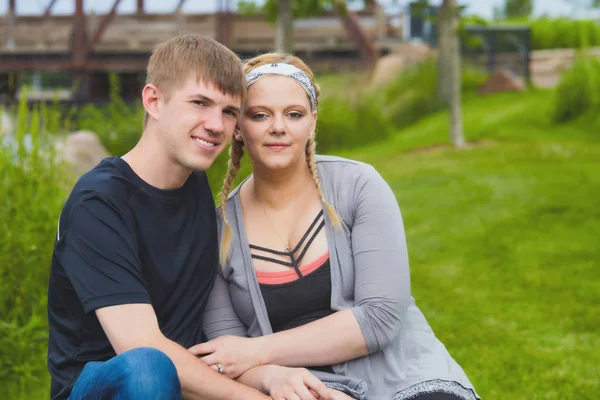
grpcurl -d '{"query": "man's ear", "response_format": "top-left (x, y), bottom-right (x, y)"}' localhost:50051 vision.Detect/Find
top-left (142, 84), bottom-right (161, 122)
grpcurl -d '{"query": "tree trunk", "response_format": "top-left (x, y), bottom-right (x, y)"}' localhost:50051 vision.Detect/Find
top-left (437, 4), bottom-right (451, 101)
top-left (441, 0), bottom-right (465, 148)
top-left (275, 0), bottom-right (293, 53)
top-left (6, 1), bottom-right (16, 50)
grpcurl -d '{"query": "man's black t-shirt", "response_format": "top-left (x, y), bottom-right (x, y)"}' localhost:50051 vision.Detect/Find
top-left (47, 157), bottom-right (218, 400)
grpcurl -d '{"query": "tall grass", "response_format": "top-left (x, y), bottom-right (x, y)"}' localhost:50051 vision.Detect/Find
top-left (375, 61), bottom-right (488, 130)
top-left (529, 18), bottom-right (600, 50)
top-left (0, 90), bottom-right (68, 399)
top-left (488, 17), bottom-right (600, 50)
top-left (77, 74), bottom-right (145, 157)
top-left (553, 55), bottom-right (600, 127)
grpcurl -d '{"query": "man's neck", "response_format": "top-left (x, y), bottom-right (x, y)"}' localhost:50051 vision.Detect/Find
top-left (250, 161), bottom-right (312, 211)
top-left (122, 130), bottom-right (192, 190)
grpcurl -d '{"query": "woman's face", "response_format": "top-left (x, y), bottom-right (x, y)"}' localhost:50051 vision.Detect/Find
top-left (238, 75), bottom-right (316, 173)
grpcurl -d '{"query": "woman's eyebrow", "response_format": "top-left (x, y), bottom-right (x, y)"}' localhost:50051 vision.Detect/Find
top-left (246, 104), bottom-right (307, 111)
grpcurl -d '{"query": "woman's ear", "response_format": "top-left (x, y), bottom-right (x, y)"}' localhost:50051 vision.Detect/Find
top-left (233, 124), bottom-right (244, 143)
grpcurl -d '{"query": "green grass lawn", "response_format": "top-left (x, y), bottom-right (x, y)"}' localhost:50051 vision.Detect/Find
top-left (338, 90), bottom-right (600, 399)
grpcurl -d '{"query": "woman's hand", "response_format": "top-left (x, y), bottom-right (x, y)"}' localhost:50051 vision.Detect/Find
top-left (188, 335), bottom-right (263, 379)
top-left (263, 366), bottom-right (332, 400)
top-left (327, 389), bottom-right (355, 400)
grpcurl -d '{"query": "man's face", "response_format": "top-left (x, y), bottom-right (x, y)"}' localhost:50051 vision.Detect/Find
top-left (156, 75), bottom-right (242, 172)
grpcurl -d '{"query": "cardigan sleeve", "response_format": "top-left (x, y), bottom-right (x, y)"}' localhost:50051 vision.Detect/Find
top-left (202, 272), bottom-right (249, 340)
top-left (202, 210), bottom-right (248, 340)
top-left (348, 163), bottom-right (412, 353)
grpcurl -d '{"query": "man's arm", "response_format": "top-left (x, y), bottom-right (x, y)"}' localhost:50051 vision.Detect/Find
top-left (57, 194), bottom-right (267, 400)
top-left (96, 303), bottom-right (269, 400)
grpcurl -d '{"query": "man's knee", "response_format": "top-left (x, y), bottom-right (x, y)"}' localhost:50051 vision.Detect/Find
top-left (112, 347), bottom-right (181, 399)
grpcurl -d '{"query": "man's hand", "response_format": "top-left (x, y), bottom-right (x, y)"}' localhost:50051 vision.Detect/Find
top-left (189, 335), bottom-right (263, 379)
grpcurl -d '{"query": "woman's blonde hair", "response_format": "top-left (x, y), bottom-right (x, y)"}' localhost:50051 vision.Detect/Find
top-left (218, 53), bottom-right (341, 267)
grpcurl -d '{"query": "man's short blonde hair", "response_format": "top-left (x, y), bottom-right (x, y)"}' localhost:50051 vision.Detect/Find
top-left (144, 35), bottom-right (246, 126)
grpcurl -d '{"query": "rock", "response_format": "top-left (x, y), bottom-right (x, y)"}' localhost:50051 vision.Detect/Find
top-left (55, 131), bottom-right (110, 175)
top-left (395, 42), bottom-right (434, 64)
top-left (370, 43), bottom-right (434, 87)
top-left (0, 108), bottom-right (13, 136)
top-left (478, 68), bottom-right (525, 95)
top-left (370, 54), bottom-right (405, 87)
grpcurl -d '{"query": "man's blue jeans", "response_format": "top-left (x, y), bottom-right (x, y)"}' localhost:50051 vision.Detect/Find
top-left (68, 347), bottom-right (182, 399)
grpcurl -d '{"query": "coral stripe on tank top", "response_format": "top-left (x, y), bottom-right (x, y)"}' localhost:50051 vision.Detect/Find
top-left (256, 253), bottom-right (329, 285)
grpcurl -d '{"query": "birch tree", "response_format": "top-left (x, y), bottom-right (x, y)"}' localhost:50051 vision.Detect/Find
top-left (439, 0), bottom-right (465, 148)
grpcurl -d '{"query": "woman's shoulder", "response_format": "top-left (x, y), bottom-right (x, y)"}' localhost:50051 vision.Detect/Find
top-left (315, 154), bottom-right (382, 186)
top-left (315, 154), bottom-right (363, 168)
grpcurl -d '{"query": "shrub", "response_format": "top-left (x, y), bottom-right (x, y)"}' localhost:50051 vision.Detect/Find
top-left (487, 17), bottom-right (600, 51)
top-left (76, 74), bottom-right (144, 156)
top-left (530, 18), bottom-right (600, 50)
top-left (553, 55), bottom-right (600, 124)
top-left (0, 91), bottom-right (67, 399)
top-left (379, 61), bottom-right (488, 130)
top-left (316, 92), bottom-right (393, 153)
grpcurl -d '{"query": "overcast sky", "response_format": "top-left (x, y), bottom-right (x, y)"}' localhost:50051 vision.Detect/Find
top-left (0, 0), bottom-right (592, 18)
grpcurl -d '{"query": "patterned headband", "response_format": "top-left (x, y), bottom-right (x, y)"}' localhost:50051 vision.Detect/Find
top-left (245, 63), bottom-right (318, 111)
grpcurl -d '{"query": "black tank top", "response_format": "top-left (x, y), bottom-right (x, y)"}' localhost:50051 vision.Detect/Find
top-left (250, 210), bottom-right (335, 373)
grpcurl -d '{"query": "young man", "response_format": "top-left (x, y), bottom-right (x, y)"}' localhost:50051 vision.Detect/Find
top-left (47, 35), bottom-right (270, 400)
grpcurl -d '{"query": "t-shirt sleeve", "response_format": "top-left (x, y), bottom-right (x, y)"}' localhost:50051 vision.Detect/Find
top-left (57, 193), bottom-right (150, 313)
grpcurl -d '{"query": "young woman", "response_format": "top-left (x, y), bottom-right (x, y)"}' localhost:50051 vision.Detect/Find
top-left (193, 53), bottom-right (481, 400)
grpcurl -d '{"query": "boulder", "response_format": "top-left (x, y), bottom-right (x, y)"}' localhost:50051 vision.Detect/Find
top-left (0, 108), bottom-right (13, 136)
top-left (370, 43), bottom-right (434, 87)
top-left (55, 131), bottom-right (110, 175)
top-left (370, 54), bottom-right (405, 87)
top-left (478, 68), bottom-right (525, 95)
top-left (395, 42), bottom-right (434, 64)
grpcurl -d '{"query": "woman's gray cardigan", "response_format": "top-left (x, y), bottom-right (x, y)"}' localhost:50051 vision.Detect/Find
top-left (203, 155), bottom-right (480, 400)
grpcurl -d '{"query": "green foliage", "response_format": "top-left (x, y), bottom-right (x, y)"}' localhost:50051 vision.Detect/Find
top-left (76, 74), bottom-right (144, 156)
top-left (489, 17), bottom-right (600, 50)
top-left (503, 0), bottom-right (532, 19)
top-left (531, 18), bottom-right (600, 50)
top-left (236, 0), bottom-right (364, 22)
top-left (458, 16), bottom-right (489, 50)
top-left (379, 62), bottom-right (446, 128)
top-left (0, 90), bottom-right (67, 398)
top-left (315, 92), bottom-right (393, 152)
top-left (236, 1), bottom-right (263, 15)
top-left (410, 0), bottom-right (469, 19)
top-left (553, 55), bottom-right (600, 124)
top-left (39, 96), bottom-right (63, 135)
top-left (377, 61), bottom-right (488, 129)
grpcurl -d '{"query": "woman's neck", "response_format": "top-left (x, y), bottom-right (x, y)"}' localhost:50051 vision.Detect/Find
top-left (250, 161), bottom-right (313, 211)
